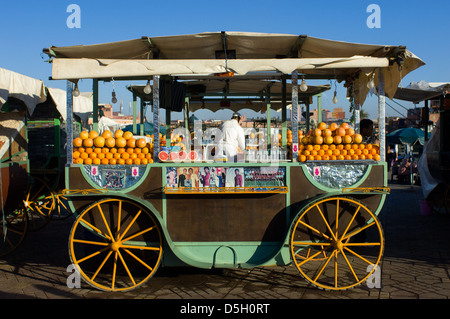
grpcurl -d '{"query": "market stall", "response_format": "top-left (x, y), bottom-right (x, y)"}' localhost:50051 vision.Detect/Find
top-left (43, 31), bottom-right (424, 291)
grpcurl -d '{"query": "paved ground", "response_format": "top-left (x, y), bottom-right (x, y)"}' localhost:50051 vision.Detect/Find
top-left (0, 179), bottom-right (449, 303)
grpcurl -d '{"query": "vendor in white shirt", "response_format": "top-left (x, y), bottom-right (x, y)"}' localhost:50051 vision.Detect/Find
top-left (218, 112), bottom-right (245, 162)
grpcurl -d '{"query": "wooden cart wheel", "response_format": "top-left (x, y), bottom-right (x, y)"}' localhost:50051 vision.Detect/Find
top-left (290, 197), bottom-right (384, 290)
top-left (69, 198), bottom-right (163, 292)
top-left (23, 177), bottom-right (55, 231)
top-left (52, 194), bottom-right (73, 220)
top-left (0, 206), bottom-right (28, 257)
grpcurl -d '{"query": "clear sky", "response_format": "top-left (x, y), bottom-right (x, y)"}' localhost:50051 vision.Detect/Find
top-left (1, 0), bottom-right (448, 121)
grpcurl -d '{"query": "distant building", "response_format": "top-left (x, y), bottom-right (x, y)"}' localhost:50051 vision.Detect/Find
top-left (310, 107), bottom-right (346, 122)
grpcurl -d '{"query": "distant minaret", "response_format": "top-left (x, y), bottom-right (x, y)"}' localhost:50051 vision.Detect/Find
top-left (120, 100), bottom-right (123, 114)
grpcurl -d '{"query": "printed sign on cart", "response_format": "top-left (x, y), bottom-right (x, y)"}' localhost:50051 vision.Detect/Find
top-left (131, 167), bottom-right (139, 178)
top-left (313, 166), bottom-right (321, 177)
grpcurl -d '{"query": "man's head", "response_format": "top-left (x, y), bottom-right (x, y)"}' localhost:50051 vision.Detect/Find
top-left (231, 112), bottom-right (241, 122)
top-left (360, 119), bottom-right (373, 138)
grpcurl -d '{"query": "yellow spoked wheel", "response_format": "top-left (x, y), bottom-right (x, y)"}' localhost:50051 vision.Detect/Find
top-left (0, 207), bottom-right (28, 257)
top-left (24, 177), bottom-right (55, 231)
top-left (290, 197), bottom-right (384, 290)
top-left (69, 198), bottom-right (163, 292)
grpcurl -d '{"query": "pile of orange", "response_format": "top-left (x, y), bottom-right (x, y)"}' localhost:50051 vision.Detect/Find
top-left (298, 122), bottom-right (381, 162)
top-left (72, 129), bottom-right (154, 165)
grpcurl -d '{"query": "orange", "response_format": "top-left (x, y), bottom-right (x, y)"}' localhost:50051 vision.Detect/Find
top-left (352, 144), bottom-right (359, 150)
top-left (353, 134), bottom-right (363, 144)
top-left (352, 154), bottom-right (359, 160)
top-left (85, 147), bottom-right (93, 154)
top-left (324, 136), bottom-right (334, 145)
top-left (343, 135), bottom-right (353, 144)
top-left (89, 130), bottom-right (99, 139)
top-left (299, 155), bottom-right (307, 162)
top-left (318, 149), bottom-right (325, 156)
top-left (337, 144), bottom-right (344, 150)
top-left (94, 148), bottom-right (102, 154)
top-left (101, 158), bottom-right (109, 165)
top-left (123, 131), bottom-right (133, 140)
top-left (105, 137), bottom-right (116, 148)
top-left (366, 144), bottom-right (373, 150)
top-left (106, 153), bottom-right (113, 160)
top-left (126, 148), bottom-right (134, 155)
top-left (331, 155), bottom-right (337, 160)
top-left (134, 148), bottom-right (142, 154)
top-left (326, 149), bottom-right (333, 156)
top-left (75, 158), bottom-right (84, 164)
top-left (371, 149), bottom-right (378, 155)
top-left (345, 155), bottom-right (352, 160)
top-left (345, 144), bottom-right (352, 150)
top-left (336, 127), bottom-right (346, 137)
top-left (110, 147), bottom-right (118, 154)
top-left (109, 158), bottom-right (117, 165)
top-left (313, 129), bottom-right (322, 137)
top-left (73, 137), bottom-right (83, 147)
top-left (137, 153), bottom-right (145, 160)
top-left (118, 148), bottom-right (126, 154)
top-left (126, 138), bottom-right (136, 148)
top-left (323, 129), bottom-right (332, 137)
top-left (306, 144), bottom-right (314, 151)
top-left (130, 153), bottom-right (138, 160)
top-left (114, 153), bottom-right (121, 160)
top-left (318, 122), bottom-right (327, 130)
top-left (321, 144), bottom-right (329, 151)
top-left (313, 136), bottom-right (323, 145)
top-left (141, 158), bottom-right (148, 165)
top-left (323, 155), bottom-right (330, 161)
top-left (117, 159), bottom-right (125, 165)
top-left (340, 122), bottom-right (349, 130)
top-left (80, 152), bottom-right (89, 159)
top-left (311, 150), bottom-right (318, 156)
top-left (125, 159), bottom-right (133, 165)
top-left (338, 155), bottom-right (345, 161)
top-left (367, 154), bottom-right (373, 160)
top-left (77, 147), bottom-right (85, 154)
top-left (115, 137), bottom-right (127, 148)
top-left (359, 144), bottom-right (366, 150)
top-left (121, 152), bottom-right (130, 160)
top-left (341, 149), bottom-right (348, 156)
top-left (374, 154), bottom-right (381, 161)
top-left (73, 151), bottom-right (80, 159)
top-left (114, 129), bottom-right (124, 139)
top-left (102, 130), bottom-right (113, 139)
top-left (359, 154), bottom-right (366, 160)
top-left (97, 153), bottom-right (105, 160)
top-left (315, 155), bottom-right (322, 161)
top-left (145, 153), bottom-right (152, 160)
top-left (356, 149), bottom-right (362, 155)
top-left (301, 137), bottom-right (309, 145)
top-left (307, 155), bottom-right (315, 161)
top-left (329, 144), bottom-right (336, 150)
top-left (93, 136), bottom-right (105, 148)
top-left (142, 147), bottom-right (149, 154)
top-left (303, 150), bottom-right (311, 156)
top-left (83, 158), bottom-right (92, 165)
top-left (133, 158), bottom-right (141, 165)
top-left (346, 128), bottom-right (355, 136)
top-left (136, 138), bottom-right (147, 148)
top-left (83, 138), bottom-right (94, 148)
top-left (89, 152), bottom-right (97, 160)
top-left (329, 122), bottom-right (338, 131)
top-left (92, 158), bottom-right (101, 165)
top-left (147, 158), bottom-right (153, 164)
top-left (102, 147), bottom-right (109, 154)
top-left (348, 149), bottom-right (355, 156)
top-left (79, 131), bottom-right (89, 140)
top-left (333, 135), bottom-right (342, 144)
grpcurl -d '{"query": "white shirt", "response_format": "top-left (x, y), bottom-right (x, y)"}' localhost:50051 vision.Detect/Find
top-left (218, 119), bottom-right (245, 157)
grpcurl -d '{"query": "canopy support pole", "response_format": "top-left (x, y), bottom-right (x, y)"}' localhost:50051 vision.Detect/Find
top-left (66, 80), bottom-right (73, 166)
top-left (378, 69), bottom-right (386, 162)
top-left (266, 87), bottom-right (271, 153)
top-left (291, 70), bottom-right (299, 160)
top-left (93, 79), bottom-right (99, 132)
top-left (153, 76), bottom-right (160, 162)
top-left (281, 75), bottom-right (287, 149)
top-left (132, 93), bottom-right (137, 134)
top-left (140, 98), bottom-right (144, 136)
top-left (317, 94), bottom-right (322, 123)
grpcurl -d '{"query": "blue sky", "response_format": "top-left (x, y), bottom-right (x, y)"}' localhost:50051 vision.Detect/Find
top-left (1, 0), bottom-right (448, 120)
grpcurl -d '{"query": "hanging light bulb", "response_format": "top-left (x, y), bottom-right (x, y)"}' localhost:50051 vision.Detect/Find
top-left (332, 91), bottom-right (338, 104)
top-left (300, 77), bottom-right (308, 92)
top-left (367, 73), bottom-right (375, 89)
top-left (72, 83), bottom-right (80, 97)
top-left (144, 80), bottom-right (152, 94)
top-left (111, 91), bottom-right (118, 104)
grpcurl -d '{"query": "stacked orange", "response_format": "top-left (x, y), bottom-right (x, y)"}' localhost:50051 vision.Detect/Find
top-left (298, 122), bottom-right (381, 162)
top-left (72, 129), bottom-right (154, 165)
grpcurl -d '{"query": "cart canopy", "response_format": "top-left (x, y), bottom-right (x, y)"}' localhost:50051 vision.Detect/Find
top-left (43, 31), bottom-right (425, 106)
top-left (394, 81), bottom-right (450, 104)
top-left (0, 67), bottom-right (47, 115)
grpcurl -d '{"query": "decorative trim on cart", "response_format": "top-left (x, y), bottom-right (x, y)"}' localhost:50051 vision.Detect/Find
top-left (164, 166), bottom-right (287, 194)
top-left (83, 165), bottom-right (146, 190)
top-left (62, 188), bottom-right (109, 195)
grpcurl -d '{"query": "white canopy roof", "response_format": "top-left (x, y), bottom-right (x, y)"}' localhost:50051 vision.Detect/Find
top-left (394, 81), bottom-right (450, 104)
top-left (47, 87), bottom-right (93, 120)
top-left (0, 67), bottom-right (47, 114)
top-left (44, 31), bottom-right (425, 106)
